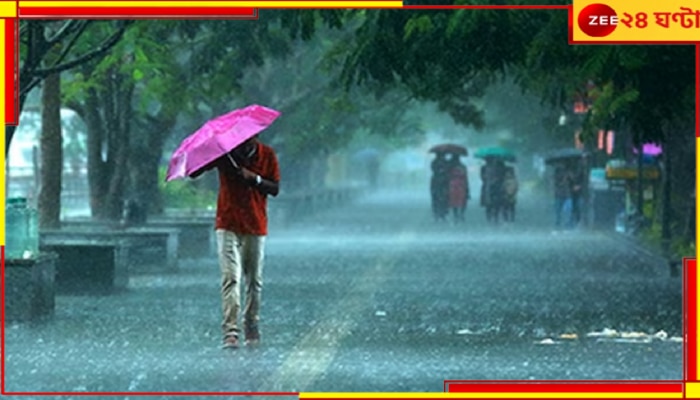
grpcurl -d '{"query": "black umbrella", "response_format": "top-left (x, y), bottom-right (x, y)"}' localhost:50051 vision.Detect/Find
top-left (429, 143), bottom-right (468, 156)
top-left (544, 148), bottom-right (587, 165)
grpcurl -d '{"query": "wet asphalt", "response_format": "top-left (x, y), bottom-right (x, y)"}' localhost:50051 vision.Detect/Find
top-left (3, 186), bottom-right (683, 398)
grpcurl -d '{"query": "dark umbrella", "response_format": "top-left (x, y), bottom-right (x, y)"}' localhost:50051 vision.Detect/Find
top-left (543, 148), bottom-right (587, 165)
top-left (429, 143), bottom-right (468, 156)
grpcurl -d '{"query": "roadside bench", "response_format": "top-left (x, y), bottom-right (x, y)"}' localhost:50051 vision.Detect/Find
top-left (39, 237), bottom-right (130, 295)
top-left (63, 217), bottom-right (208, 260)
top-left (115, 227), bottom-right (181, 271)
top-left (145, 218), bottom-right (215, 259)
top-left (5, 253), bottom-right (58, 321)
top-left (43, 227), bottom-right (181, 273)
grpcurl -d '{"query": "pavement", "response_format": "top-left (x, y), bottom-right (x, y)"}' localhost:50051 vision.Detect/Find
top-left (3, 186), bottom-right (683, 398)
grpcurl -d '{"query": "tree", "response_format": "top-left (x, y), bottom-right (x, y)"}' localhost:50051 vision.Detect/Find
top-left (62, 19), bottom-right (286, 219)
top-left (9, 20), bottom-right (131, 155)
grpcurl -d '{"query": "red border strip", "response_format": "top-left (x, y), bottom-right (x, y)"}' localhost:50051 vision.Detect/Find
top-left (687, 258), bottom-right (697, 381)
top-left (445, 381), bottom-right (684, 393)
top-left (19, 7), bottom-right (258, 18)
top-left (403, 5), bottom-right (568, 9)
top-left (5, 18), bottom-right (16, 125)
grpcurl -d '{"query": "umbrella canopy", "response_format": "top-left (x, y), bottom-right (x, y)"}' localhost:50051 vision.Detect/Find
top-left (474, 146), bottom-right (516, 162)
top-left (429, 143), bottom-right (468, 156)
top-left (166, 104), bottom-right (281, 182)
top-left (633, 143), bottom-right (663, 156)
top-left (543, 148), bottom-right (587, 165)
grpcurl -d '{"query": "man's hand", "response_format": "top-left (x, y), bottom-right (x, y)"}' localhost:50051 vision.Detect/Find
top-left (238, 167), bottom-right (258, 183)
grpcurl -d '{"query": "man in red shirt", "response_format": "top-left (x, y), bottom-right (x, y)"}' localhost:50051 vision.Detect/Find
top-left (192, 136), bottom-right (280, 349)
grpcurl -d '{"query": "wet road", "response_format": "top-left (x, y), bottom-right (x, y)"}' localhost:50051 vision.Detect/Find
top-left (4, 187), bottom-right (683, 396)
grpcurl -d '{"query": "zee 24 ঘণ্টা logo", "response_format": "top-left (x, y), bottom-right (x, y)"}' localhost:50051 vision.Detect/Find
top-left (577, 2), bottom-right (700, 38)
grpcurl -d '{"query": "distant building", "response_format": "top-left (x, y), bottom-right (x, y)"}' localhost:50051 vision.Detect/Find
top-left (7, 108), bottom-right (88, 215)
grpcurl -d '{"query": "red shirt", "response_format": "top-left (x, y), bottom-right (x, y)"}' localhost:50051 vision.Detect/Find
top-left (213, 142), bottom-right (280, 236)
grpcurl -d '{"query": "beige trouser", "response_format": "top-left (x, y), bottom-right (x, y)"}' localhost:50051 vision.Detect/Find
top-left (216, 229), bottom-right (265, 337)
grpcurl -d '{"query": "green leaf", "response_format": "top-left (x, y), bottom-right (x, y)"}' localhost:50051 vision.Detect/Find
top-left (404, 15), bottom-right (433, 40)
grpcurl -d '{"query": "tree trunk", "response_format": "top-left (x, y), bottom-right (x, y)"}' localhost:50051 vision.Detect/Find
top-left (83, 88), bottom-right (109, 219)
top-left (128, 116), bottom-right (175, 217)
top-left (660, 124), bottom-right (672, 257)
top-left (37, 73), bottom-right (62, 229)
top-left (102, 73), bottom-right (133, 221)
top-left (80, 71), bottom-right (133, 221)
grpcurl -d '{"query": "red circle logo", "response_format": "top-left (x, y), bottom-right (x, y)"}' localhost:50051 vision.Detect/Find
top-left (578, 3), bottom-right (618, 37)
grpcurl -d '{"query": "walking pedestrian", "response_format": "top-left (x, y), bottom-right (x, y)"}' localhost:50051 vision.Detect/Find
top-left (570, 163), bottom-right (585, 227)
top-left (430, 152), bottom-right (450, 221)
top-left (191, 136), bottom-right (280, 349)
top-left (502, 166), bottom-right (518, 222)
top-left (481, 158), bottom-right (506, 223)
top-left (553, 165), bottom-right (573, 228)
top-left (447, 153), bottom-right (469, 223)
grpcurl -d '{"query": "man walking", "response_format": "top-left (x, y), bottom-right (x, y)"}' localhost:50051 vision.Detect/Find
top-left (192, 136), bottom-right (280, 349)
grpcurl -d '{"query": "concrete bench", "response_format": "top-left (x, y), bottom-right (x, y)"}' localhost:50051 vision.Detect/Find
top-left (39, 238), bottom-right (130, 295)
top-left (116, 227), bottom-right (181, 271)
top-left (43, 227), bottom-right (181, 272)
top-left (5, 253), bottom-right (58, 322)
top-left (63, 218), bottom-right (207, 260)
top-left (146, 218), bottom-right (215, 259)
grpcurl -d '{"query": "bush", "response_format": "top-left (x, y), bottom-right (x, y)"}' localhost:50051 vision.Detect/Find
top-left (671, 238), bottom-right (695, 260)
top-left (158, 167), bottom-right (216, 210)
top-left (640, 220), bottom-right (695, 260)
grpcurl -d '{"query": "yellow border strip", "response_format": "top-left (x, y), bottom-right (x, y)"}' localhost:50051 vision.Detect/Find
top-left (299, 393), bottom-right (682, 399)
top-left (0, 2), bottom-right (16, 17)
top-left (20, 1), bottom-right (403, 8)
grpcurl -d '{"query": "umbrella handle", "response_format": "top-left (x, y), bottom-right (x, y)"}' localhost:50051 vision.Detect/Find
top-left (225, 152), bottom-right (240, 169)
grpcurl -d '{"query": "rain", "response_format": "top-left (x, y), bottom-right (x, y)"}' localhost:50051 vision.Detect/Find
top-left (4, 9), bottom-right (692, 397)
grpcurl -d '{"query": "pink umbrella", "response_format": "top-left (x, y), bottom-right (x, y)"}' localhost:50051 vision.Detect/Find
top-left (632, 143), bottom-right (663, 156)
top-left (166, 104), bottom-right (281, 182)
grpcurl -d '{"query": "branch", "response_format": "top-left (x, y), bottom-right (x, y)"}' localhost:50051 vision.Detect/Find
top-left (34, 21), bottom-right (132, 77)
top-left (50, 20), bottom-right (91, 67)
top-left (19, 20), bottom-right (28, 36)
top-left (19, 76), bottom-right (42, 98)
top-left (45, 20), bottom-right (90, 46)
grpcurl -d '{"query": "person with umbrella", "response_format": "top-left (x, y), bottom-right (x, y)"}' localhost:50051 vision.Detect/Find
top-left (474, 147), bottom-right (515, 223)
top-left (429, 144), bottom-right (467, 222)
top-left (480, 157), bottom-right (507, 223)
top-left (167, 104), bottom-right (281, 350)
top-left (191, 136), bottom-right (280, 349)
